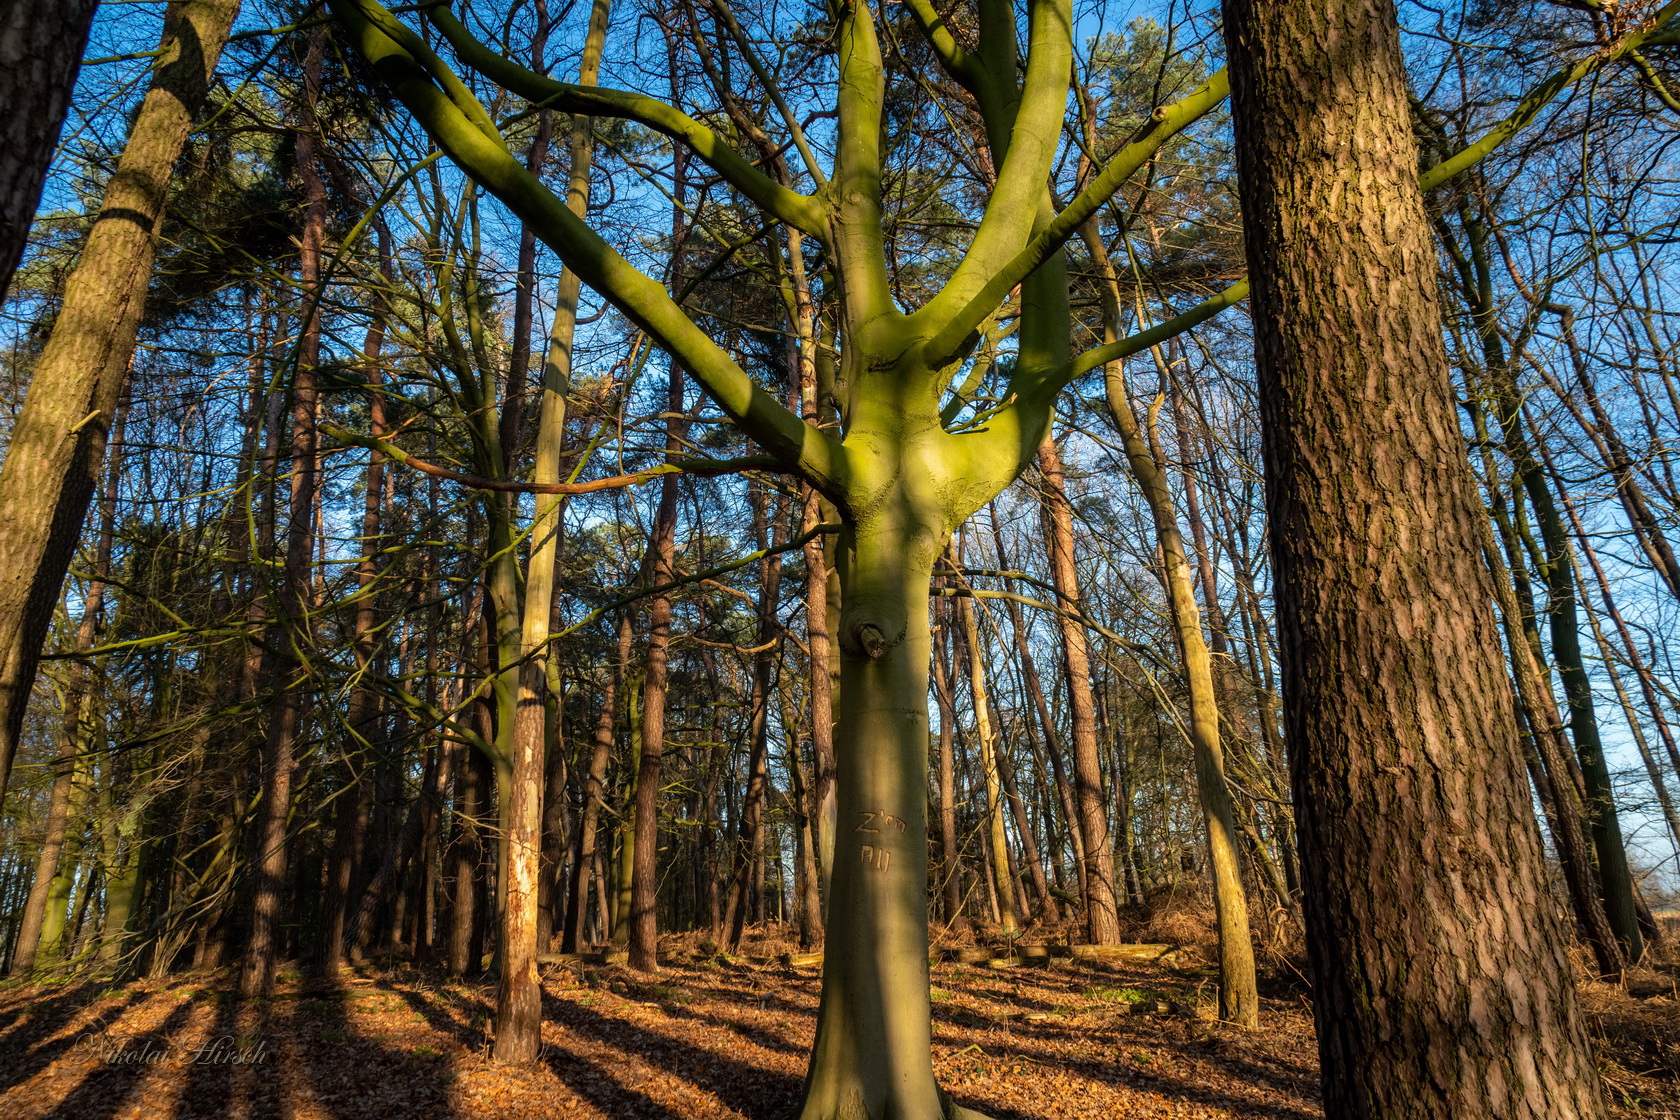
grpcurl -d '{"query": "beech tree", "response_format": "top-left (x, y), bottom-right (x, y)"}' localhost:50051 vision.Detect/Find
top-left (3, 2), bottom-right (1679, 1119)
top-left (310, 0), bottom-right (1680, 1110)
top-left (327, 0), bottom-right (1238, 1109)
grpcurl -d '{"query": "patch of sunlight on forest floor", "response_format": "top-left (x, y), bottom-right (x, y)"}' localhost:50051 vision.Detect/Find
top-left (0, 937), bottom-right (1676, 1120)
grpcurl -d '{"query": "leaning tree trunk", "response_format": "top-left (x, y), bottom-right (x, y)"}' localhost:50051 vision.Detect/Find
top-left (1220, 0), bottom-right (1609, 1114)
top-left (0, 0), bottom-right (241, 815)
top-left (8, 397), bottom-right (121, 977)
top-left (1097, 355), bottom-right (1257, 1022)
top-left (0, 0), bottom-right (99, 302)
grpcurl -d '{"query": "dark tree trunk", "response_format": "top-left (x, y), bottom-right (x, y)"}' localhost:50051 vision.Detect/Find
top-left (240, 25), bottom-right (326, 998)
top-left (565, 612), bottom-right (631, 953)
top-left (628, 373), bottom-right (682, 972)
top-left (0, 0), bottom-right (98, 301)
top-left (1221, 0), bottom-right (1609, 1113)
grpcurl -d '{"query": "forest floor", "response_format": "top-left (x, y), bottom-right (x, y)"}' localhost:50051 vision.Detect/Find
top-left (0, 934), bottom-right (1676, 1120)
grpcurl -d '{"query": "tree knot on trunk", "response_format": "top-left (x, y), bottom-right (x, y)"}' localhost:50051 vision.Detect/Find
top-left (840, 609), bottom-right (904, 660)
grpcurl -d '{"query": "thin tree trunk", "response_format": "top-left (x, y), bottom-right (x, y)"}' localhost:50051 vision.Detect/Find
top-left (564, 612), bottom-right (630, 953)
top-left (240, 25), bottom-right (326, 998)
top-left (929, 608), bottom-right (967, 933)
top-left (1095, 350), bottom-right (1257, 1022)
top-left (495, 0), bottom-right (606, 1056)
top-left (1035, 437), bottom-right (1122, 944)
top-left (954, 587), bottom-right (1017, 936)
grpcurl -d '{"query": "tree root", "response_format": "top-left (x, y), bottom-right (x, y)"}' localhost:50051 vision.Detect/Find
top-left (941, 1087), bottom-right (995, 1120)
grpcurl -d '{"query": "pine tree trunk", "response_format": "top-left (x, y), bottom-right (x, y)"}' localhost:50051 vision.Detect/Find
top-left (564, 612), bottom-right (629, 953)
top-left (1220, 0), bottom-right (1610, 1112)
top-left (240, 25), bottom-right (326, 999)
top-left (1035, 438), bottom-right (1122, 944)
top-left (0, 0), bottom-right (98, 301)
top-left (628, 404), bottom-right (680, 970)
top-left (0, 0), bottom-right (241, 813)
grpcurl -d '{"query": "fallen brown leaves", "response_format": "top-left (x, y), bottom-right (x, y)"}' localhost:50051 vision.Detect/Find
top-left (0, 949), bottom-right (1673, 1120)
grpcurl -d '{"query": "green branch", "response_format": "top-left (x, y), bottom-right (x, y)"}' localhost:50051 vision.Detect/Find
top-left (428, 5), bottom-right (826, 237)
top-left (328, 0), bottom-right (850, 501)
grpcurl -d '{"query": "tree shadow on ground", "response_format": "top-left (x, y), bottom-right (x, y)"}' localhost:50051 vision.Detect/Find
top-left (0, 983), bottom-right (151, 1093)
top-left (39, 997), bottom-right (196, 1120)
top-left (544, 987), bottom-right (805, 1119)
top-left (277, 972), bottom-right (466, 1120)
top-left (983, 1032), bottom-right (1321, 1120)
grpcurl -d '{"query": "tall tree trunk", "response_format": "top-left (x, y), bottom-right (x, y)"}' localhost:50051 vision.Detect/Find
top-left (626, 33), bottom-right (689, 969)
top-left (495, 0), bottom-right (606, 1057)
top-left (724, 485), bottom-right (785, 950)
top-left (1468, 459), bottom-right (1623, 978)
top-left (1096, 359), bottom-right (1257, 1022)
top-left (798, 525), bottom-right (952, 1120)
top-left (612, 680), bottom-right (641, 946)
top-left (627, 398), bottom-right (680, 969)
top-left (564, 611), bottom-right (630, 953)
top-left (317, 230), bottom-right (393, 977)
top-left (0, 0), bottom-right (241, 814)
top-left (240, 25), bottom-right (326, 998)
top-left (1220, 0), bottom-right (1609, 1112)
top-left (929, 609), bottom-right (967, 933)
top-left (954, 587), bottom-right (1017, 936)
top-left (1035, 438), bottom-right (1121, 944)
top-left (8, 393), bottom-right (121, 976)
top-left (0, 0), bottom-right (99, 301)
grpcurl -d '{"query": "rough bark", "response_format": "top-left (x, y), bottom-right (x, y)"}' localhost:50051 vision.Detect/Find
top-left (1035, 438), bottom-right (1121, 944)
top-left (240, 24), bottom-right (326, 999)
top-left (0, 0), bottom-right (99, 301)
top-left (1220, 0), bottom-right (1609, 1112)
top-left (0, 0), bottom-right (241, 815)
